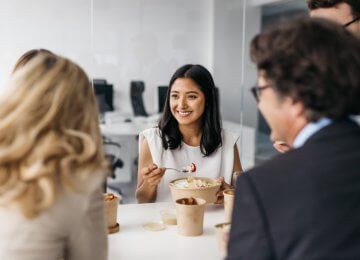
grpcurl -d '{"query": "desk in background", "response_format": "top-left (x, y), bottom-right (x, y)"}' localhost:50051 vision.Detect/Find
top-left (100, 115), bottom-right (159, 184)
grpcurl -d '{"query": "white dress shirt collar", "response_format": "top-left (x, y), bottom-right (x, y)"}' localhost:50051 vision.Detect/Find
top-left (293, 117), bottom-right (332, 149)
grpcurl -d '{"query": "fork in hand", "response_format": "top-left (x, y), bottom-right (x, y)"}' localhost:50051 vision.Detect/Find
top-left (165, 167), bottom-right (190, 173)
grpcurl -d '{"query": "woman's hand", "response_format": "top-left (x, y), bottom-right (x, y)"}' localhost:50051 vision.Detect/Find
top-left (141, 163), bottom-right (166, 187)
top-left (136, 137), bottom-right (165, 203)
top-left (215, 176), bottom-right (232, 204)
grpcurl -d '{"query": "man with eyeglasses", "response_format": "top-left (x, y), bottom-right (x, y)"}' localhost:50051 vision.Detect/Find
top-left (273, 0), bottom-right (360, 153)
top-left (227, 17), bottom-right (360, 260)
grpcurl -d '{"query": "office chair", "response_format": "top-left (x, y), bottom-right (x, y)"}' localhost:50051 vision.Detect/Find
top-left (130, 81), bottom-right (148, 117)
top-left (93, 79), bottom-right (114, 113)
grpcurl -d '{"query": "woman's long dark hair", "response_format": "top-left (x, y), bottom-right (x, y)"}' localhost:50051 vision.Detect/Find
top-left (158, 64), bottom-right (222, 156)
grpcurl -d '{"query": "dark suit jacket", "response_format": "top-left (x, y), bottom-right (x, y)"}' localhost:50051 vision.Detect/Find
top-left (227, 120), bottom-right (360, 260)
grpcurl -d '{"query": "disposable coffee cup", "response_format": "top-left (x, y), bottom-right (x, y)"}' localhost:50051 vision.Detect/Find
top-left (104, 193), bottom-right (119, 233)
top-left (215, 222), bottom-right (231, 255)
top-left (175, 197), bottom-right (206, 236)
top-left (223, 189), bottom-right (235, 222)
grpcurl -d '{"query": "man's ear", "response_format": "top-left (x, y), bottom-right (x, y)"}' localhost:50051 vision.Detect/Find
top-left (290, 100), bottom-right (305, 118)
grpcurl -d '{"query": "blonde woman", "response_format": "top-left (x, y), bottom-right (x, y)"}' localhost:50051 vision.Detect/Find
top-left (0, 54), bottom-right (108, 260)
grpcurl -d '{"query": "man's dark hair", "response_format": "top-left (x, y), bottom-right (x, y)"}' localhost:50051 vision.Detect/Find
top-left (307, 0), bottom-right (360, 18)
top-left (251, 17), bottom-right (360, 121)
top-left (158, 64), bottom-right (222, 156)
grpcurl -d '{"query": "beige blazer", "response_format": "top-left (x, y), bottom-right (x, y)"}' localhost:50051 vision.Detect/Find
top-left (0, 174), bottom-right (108, 260)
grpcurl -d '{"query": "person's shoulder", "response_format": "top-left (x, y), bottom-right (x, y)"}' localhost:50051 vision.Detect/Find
top-left (140, 127), bottom-right (159, 135)
top-left (221, 128), bottom-right (240, 144)
top-left (140, 127), bottom-right (164, 150)
top-left (66, 169), bottom-right (106, 197)
top-left (58, 171), bottom-right (105, 211)
top-left (140, 127), bottom-right (161, 139)
top-left (244, 147), bottom-right (308, 185)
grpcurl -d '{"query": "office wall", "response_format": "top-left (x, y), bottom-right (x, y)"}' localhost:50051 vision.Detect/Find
top-left (92, 0), bottom-right (213, 114)
top-left (0, 0), bottom-right (213, 116)
top-left (0, 0), bottom-right (92, 88)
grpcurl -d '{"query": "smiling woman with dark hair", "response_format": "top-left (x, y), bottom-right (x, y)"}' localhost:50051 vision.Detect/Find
top-left (135, 64), bottom-right (243, 203)
top-left (159, 64), bottom-right (222, 156)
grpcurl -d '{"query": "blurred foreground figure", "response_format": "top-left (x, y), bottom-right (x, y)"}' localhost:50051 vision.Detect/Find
top-left (0, 54), bottom-right (108, 260)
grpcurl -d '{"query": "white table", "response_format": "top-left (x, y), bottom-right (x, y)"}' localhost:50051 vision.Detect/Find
top-left (108, 202), bottom-right (226, 260)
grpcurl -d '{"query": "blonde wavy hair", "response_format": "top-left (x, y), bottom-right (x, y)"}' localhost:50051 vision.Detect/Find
top-left (0, 54), bottom-right (108, 219)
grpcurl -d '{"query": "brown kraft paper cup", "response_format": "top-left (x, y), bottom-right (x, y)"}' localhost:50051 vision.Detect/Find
top-left (215, 222), bottom-right (231, 255)
top-left (223, 189), bottom-right (235, 223)
top-left (104, 193), bottom-right (119, 229)
top-left (175, 197), bottom-right (206, 236)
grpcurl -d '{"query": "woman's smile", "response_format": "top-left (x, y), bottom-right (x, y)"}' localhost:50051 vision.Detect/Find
top-left (177, 110), bottom-right (192, 117)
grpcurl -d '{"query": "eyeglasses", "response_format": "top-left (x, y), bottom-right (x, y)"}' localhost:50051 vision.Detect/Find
top-left (250, 85), bottom-right (270, 102)
top-left (343, 16), bottom-right (360, 28)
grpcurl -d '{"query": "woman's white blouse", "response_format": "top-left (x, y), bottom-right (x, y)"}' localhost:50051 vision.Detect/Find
top-left (140, 128), bottom-right (239, 202)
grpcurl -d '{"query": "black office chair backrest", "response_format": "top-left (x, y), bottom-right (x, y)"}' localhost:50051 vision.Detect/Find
top-left (93, 79), bottom-right (114, 113)
top-left (130, 81), bottom-right (148, 116)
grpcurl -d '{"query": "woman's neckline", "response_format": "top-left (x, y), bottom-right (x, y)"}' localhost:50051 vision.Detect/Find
top-left (181, 141), bottom-right (200, 149)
